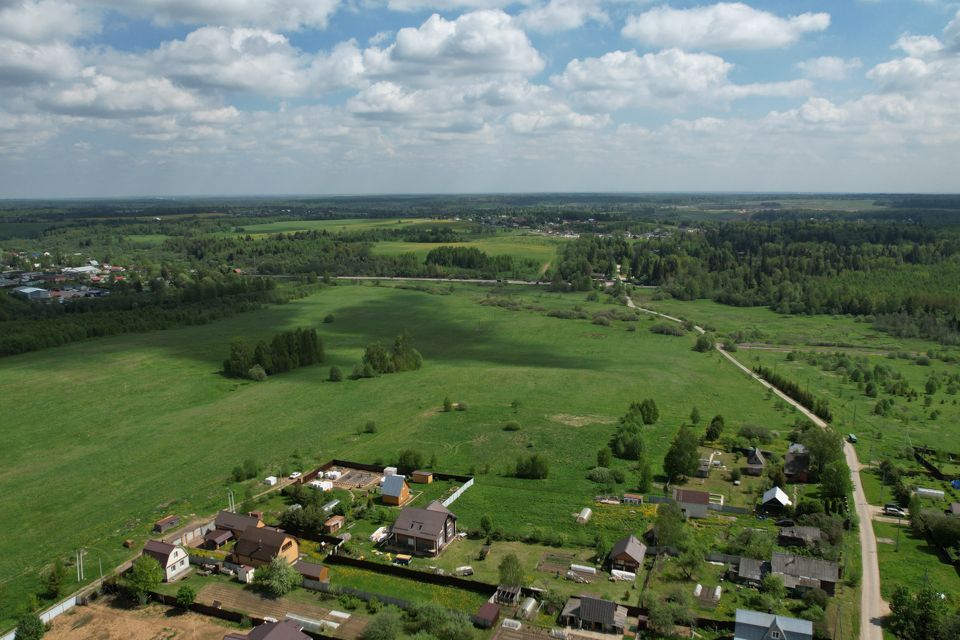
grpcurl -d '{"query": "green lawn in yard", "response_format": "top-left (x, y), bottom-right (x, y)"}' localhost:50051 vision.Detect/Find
top-left (872, 521), bottom-right (958, 599)
top-left (325, 564), bottom-right (490, 613)
top-left (0, 282), bottom-right (803, 629)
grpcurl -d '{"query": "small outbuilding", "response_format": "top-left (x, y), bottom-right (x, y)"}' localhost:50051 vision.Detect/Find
top-left (412, 470), bottom-right (434, 484)
top-left (576, 507), bottom-right (592, 524)
top-left (621, 494), bottom-right (643, 505)
top-left (294, 559), bottom-right (329, 583)
top-left (382, 475), bottom-right (411, 506)
top-left (607, 534), bottom-right (647, 573)
top-left (263, 476), bottom-right (278, 487)
top-left (673, 488), bottom-right (710, 519)
top-left (744, 448), bottom-right (767, 476)
top-left (761, 486), bottom-right (793, 513)
top-left (472, 602), bottom-right (501, 629)
top-left (559, 596), bottom-right (626, 635)
top-left (778, 526), bottom-right (821, 548)
top-left (324, 515), bottom-right (345, 534)
top-left (153, 515), bottom-right (180, 534)
top-left (204, 529), bottom-right (233, 549)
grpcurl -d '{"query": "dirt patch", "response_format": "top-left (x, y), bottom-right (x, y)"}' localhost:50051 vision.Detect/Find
top-left (537, 551), bottom-right (575, 574)
top-left (550, 414), bottom-right (616, 428)
top-left (45, 599), bottom-right (235, 640)
top-left (876, 537), bottom-right (896, 545)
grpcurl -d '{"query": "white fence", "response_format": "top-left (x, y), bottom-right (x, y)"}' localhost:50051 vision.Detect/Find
top-left (0, 596), bottom-right (78, 640)
top-left (442, 478), bottom-right (474, 507)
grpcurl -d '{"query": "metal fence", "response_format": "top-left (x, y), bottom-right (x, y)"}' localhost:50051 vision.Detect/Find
top-left (0, 596), bottom-right (78, 640)
top-left (442, 477), bottom-right (475, 507)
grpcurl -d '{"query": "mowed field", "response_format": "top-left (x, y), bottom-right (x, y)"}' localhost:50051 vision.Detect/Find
top-left (0, 283), bottom-right (790, 627)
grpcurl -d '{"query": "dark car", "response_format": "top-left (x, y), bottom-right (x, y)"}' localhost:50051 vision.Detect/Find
top-left (775, 519), bottom-right (795, 527)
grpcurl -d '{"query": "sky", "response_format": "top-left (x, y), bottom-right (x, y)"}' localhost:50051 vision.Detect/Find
top-left (0, 0), bottom-right (958, 197)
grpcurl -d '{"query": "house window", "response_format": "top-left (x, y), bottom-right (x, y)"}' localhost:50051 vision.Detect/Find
top-left (770, 632), bottom-right (781, 639)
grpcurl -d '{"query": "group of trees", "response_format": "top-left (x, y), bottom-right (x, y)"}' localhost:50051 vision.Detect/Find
top-left (514, 454), bottom-right (549, 479)
top-left (754, 365), bottom-right (833, 421)
top-left (425, 246), bottom-right (515, 274)
top-left (888, 583), bottom-right (960, 640)
top-left (364, 602), bottom-right (474, 640)
top-left (350, 333), bottom-right (423, 379)
top-left (1, 276), bottom-right (293, 357)
top-left (223, 328), bottom-right (324, 379)
top-left (663, 425), bottom-right (700, 483)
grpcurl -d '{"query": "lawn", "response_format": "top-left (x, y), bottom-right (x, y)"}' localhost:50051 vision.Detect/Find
top-left (872, 521), bottom-right (958, 599)
top-left (0, 282), bottom-right (795, 629)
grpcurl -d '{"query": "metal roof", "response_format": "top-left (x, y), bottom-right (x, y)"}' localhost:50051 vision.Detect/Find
top-left (735, 609), bottom-right (812, 640)
top-left (382, 475), bottom-right (408, 497)
top-left (762, 486), bottom-right (792, 506)
top-left (609, 534), bottom-right (647, 564)
top-left (771, 552), bottom-right (839, 583)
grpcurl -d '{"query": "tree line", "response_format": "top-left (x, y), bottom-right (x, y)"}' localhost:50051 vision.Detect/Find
top-left (223, 328), bottom-right (325, 379)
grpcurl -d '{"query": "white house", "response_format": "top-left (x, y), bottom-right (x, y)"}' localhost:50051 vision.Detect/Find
top-left (142, 540), bottom-right (190, 582)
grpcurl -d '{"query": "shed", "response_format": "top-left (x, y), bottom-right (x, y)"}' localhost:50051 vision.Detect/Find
top-left (673, 488), bottom-right (710, 519)
top-left (382, 475), bottom-right (410, 506)
top-left (309, 480), bottom-right (333, 491)
top-left (153, 515), bottom-right (180, 533)
top-left (238, 565), bottom-right (256, 584)
top-left (11, 286), bottom-right (50, 301)
top-left (412, 470), bottom-right (434, 484)
top-left (384, 466), bottom-right (398, 476)
top-left (324, 515), bottom-right (345, 534)
top-left (472, 602), bottom-right (501, 629)
top-left (263, 476), bottom-right (278, 486)
top-left (744, 448), bottom-right (767, 476)
top-left (607, 534), bottom-right (647, 572)
top-left (204, 529), bottom-right (233, 549)
top-left (294, 560), bottom-right (329, 583)
top-left (761, 487), bottom-right (792, 513)
top-left (576, 507), bottom-right (592, 524)
top-left (622, 494), bottom-right (643, 505)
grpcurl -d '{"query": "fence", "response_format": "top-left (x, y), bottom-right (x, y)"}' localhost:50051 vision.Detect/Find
top-left (706, 552), bottom-right (741, 565)
top-left (324, 554), bottom-right (498, 595)
top-left (709, 504), bottom-right (752, 514)
top-left (442, 477), bottom-right (474, 507)
top-left (0, 596), bottom-right (80, 640)
top-left (305, 579), bottom-right (411, 610)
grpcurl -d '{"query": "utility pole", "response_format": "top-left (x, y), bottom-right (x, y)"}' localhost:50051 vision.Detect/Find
top-left (228, 489), bottom-right (236, 512)
top-left (896, 514), bottom-right (901, 552)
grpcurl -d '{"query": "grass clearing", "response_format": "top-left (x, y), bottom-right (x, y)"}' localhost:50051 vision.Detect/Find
top-left (872, 521), bottom-right (958, 599)
top-left (0, 282), bottom-right (804, 628)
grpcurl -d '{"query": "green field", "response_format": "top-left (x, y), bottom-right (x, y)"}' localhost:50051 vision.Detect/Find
top-left (371, 234), bottom-right (564, 273)
top-left (234, 217), bottom-right (469, 236)
top-left (633, 295), bottom-right (949, 354)
top-left (872, 521), bottom-right (957, 599)
top-left (0, 282), bottom-right (801, 627)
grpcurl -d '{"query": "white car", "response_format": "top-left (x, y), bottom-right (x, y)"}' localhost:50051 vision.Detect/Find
top-left (289, 471), bottom-right (302, 479)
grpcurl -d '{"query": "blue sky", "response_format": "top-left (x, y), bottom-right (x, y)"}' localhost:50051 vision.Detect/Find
top-left (0, 0), bottom-right (958, 196)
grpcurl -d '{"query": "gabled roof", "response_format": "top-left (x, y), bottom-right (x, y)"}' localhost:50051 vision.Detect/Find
top-left (771, 552), bottom-right (839, 583)
top-left (391, 503), bottom-right (455, 538)
top-left (747, 448), bottom-right (767, 466)
top-left (204, 529), bottom-right (233, 545)
top-left (232, 527), bottom-right (296, 564)
top-left (762, 487), bottom-right (792, 506)
top-left (294, 559), bottom-right (327, 580)
top-left (738, 557), bottom-right (765, 581)
top-left (244, 620), bottom-right (311, 640)
top-left (143, 540), bottom-right (177, 566)
top-left (382, 475), bottom-right (409, 497)
top-left (215, 510), bottom-right (262, 533)
top-left (578, 596), bottom-right (618, 626)
top-left (787, 443), bottom-right (808, 455)
top-left (674, 488), bottom-right (710, 505)
top-left (734, 609), bottom-right (812, 640)
top-left (609, 535), bottom-right (647, 564)
top-left (425, 501), bottom-right (453, 515)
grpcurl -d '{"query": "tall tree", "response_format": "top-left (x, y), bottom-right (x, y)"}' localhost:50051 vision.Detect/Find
top-left (124, 556), bottom-right (163, 605)
top-left (498, 553), bottom-right (524, 586)
top-left (663, 425), bottom-right (699, 482)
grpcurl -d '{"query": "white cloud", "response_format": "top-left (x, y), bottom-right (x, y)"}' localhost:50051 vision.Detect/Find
top-left (507, 106), bottom-right (608, 134)
top-left (894, 35), bottom-right (943, 58)
top-left (517, 0), bottom-right (608, 33)
top-left (363, 11), bottom-right (544, 83)
top-left (945, 9), bottom-right (960, 50)
top-left (0, 0), bottom-right (99, 43)
top-left (0, 38), bottom-right (83, 83)
top-left (91, 0), bottom-right (340, 31)
top-left (553, 48), bottom-right (808, 110)
top-left (795, 56), bottom-right (862, 81)
top-left (43, 70), bottom-right (204, 118)
top-left (153, 27), bottom-right (364, 96)
top-left (383, 0), bottom-right (520, 13)
top-left (622, 2), bottom-right (830, 50)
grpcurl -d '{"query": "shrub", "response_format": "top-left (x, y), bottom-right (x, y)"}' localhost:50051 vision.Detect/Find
top-left (248, 364), bottom-right (267, 381)
top-left (324, 314), bottom-right (335, 323)
top-left (650, 322), bottom-right (684, 336)
top-left (503, 421), bottom-right (521, 431)
top-left (455, 402), bottom-right (468, 411)
top-left (329, 366), bottom-right (343, 382)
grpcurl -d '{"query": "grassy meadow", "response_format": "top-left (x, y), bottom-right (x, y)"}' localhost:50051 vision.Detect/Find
top-left (370, 234), bottom-right (563, 274)
top-left (0, 282), bottom-right (797, 627)
top-left (233, 217), bottom-right (470, 236)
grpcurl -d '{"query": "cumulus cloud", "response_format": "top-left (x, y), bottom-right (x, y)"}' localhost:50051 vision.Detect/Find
top-left (795, 56), bottom-right (862, 81)
top-left (42, 69), bottom-right (204, 118)
top-left (0, 38), bottom-right (83, 83)
top-left (363, 11), bottom-right (544, 83)
top-left (553, 48), bottom-right (808, 110)
top-left (517, 0), bottom-right (608, 34)
top-left (894, 35), bottom-right (943, 58)
top-left (0, 0), bottom-right (100, 43)
top-left (383, 0), bottom-right (519, 13)
top-left (154, 27), bottom-right (363, 96)
top-left (91, 0), bottom-right (340, 31)
top-left (622, 2), bottom-right (830, 50)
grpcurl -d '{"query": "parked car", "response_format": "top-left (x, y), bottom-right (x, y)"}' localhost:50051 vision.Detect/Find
top-left (775, 519), bottom-right (795, 527)
top-left (289, 471), bottom-right (302, 479)
top-left (883, 505), bottom-right (907, 517)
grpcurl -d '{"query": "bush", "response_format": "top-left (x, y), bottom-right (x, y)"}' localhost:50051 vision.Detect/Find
top-left (503, 421), bottom-right (521, 431)
top-left (515, 454), bottom-right (549, 479)
top-left (650, 322), bottom-right (684, 336)
top-left (455, 402), bottom-right (468, 411)
top-left (324, 314), bottom-right (335, 323)
top-left (248, 364), bottom-right (267, 381)
top-left (693, 333), bottom-right (715, 352)
top-left (329, 366), bottom-right (343, 382)
top-left (175, 585), bottom-right (196, 609)
top-left (364, 421), bottom-right (377, 433)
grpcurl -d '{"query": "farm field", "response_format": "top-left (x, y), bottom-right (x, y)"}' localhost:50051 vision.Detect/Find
top-left (0, 282), bottom-right (812, 628)
top-left (632, 295), bottom-right (949, 355)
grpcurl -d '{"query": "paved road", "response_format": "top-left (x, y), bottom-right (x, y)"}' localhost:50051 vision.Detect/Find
top-left (626, 295), bottom-right (886, 640)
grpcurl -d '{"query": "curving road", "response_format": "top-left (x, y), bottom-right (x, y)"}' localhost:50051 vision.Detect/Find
top-left (625, 295), bottom-right (886, 640)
